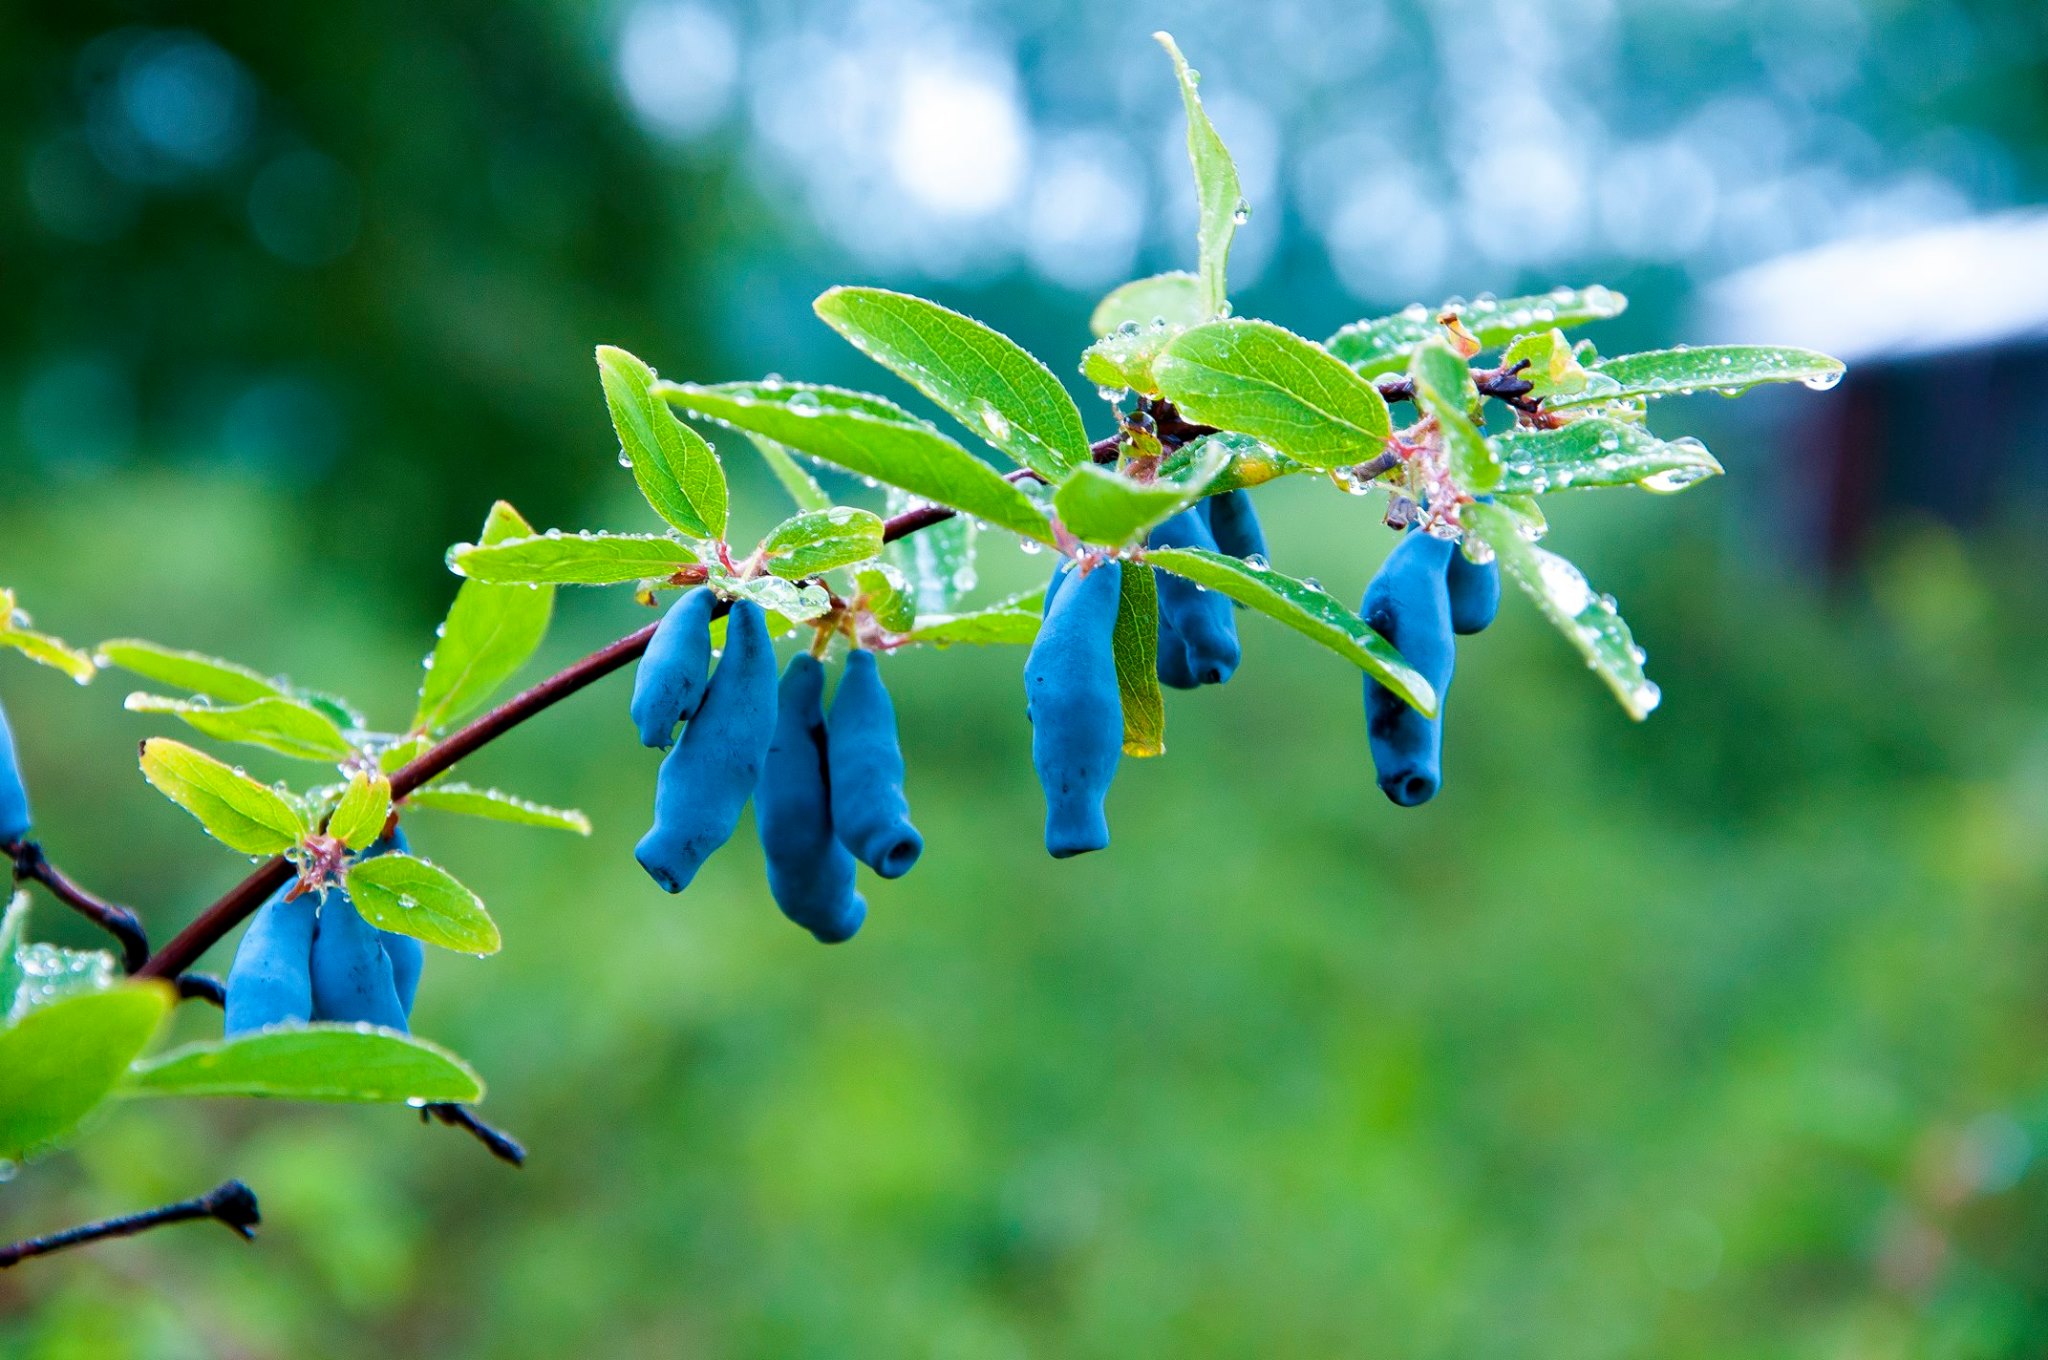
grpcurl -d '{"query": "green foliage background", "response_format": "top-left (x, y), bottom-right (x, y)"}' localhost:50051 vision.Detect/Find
top-left (5, 0), bottom-right (2048, 1354)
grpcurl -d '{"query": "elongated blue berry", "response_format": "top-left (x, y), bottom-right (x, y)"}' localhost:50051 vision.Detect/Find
top-left (224, 887), bottom-right (317, 1036)
top-left (1026, 559), bottom-right (1123, 858)
top-left (1149, 507), bottom-right (1239, 685)
top-left (0, 699), bottom-right (29, 842)
top-left (1205, 489), bottom-right (1268, 564)
top-left (827, 650), bottom-right (922, 879)
top-left (365, 830), bottom-right (424, 1016)
top-left (310, 888), bottom-right (409, 1030)
top-left (631, 586), bottom-right (716, 749)
top-left (757, 655), bottom-right (866, 943)
top-left (1361, 532), bottom-right (1456, 807)
top-left (1445, 544), bottom-right (1501, 635)
top-left (636, 599), bottom-right (777, 893)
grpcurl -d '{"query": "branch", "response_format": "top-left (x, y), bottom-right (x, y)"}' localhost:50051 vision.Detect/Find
top-left (423, 1103), bottom-right (526, 1166)
top-left (6, 839), bottom-right (149, 973)
top-left (0, 1179), bottom-right (259, 1268)
top-left (1377, 359), bottom-right (1539, 413)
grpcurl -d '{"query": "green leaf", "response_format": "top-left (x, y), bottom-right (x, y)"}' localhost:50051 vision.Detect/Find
top-left (329, 772), bottom-right (392, 851)
top-left (125, 1024), bottom-right (483, 1104)
top-left (97, 639), bottom-right (285, 705)
top-left (1463, 501), bottom-right (1661, 720)
top-left (139, 738), bottom-right (309, 855)
top-left (1325, 286), bottom-right (1629, 377)
top-left (814, 287), bottom-right (1090, 481)
top-left (1053, 440), bottom-right (1229, 547)
top-left (0, 627), bottom-right (96, 683)
top-left (1493, 418), bottom-right (1723, 495)
top-left (416, 501), bottom-right (556, 732)
top-left (1089, 271), bottom-right (1206, 338)
top-left (343, 853), bottom-right (500, 954)
top-left (1146, 547), bottom-right (1436, 715)
top-left (659, 381), bottom-right (1055, 545)
top-left (1554, 345), bottom-right (1846, 407)
top-left (402, 782), bottom-right (591, 835)
top-left (746, 433), bottom-right (832, 513)
top-left (883, 487), bottom-right (978, 614)
top-left (375, 733), bottom-right (433, 776)
top-left (1154, 33), bottom-right (1241, 318)
top-left (1500, 329), bottom-right (1589, 401)
top-left (1409, 340), bottom-right (1498, 494)
top-left (1168, 430), bottom-right (1309, 493)
top-left (1112, 564), bottom-right (1165, 758)
top-left (450, 532), bottom-right (701, 586)
top-left (855, 564), bottom-right (916, 633)
top-left (1154, 320), bottom-right (1392, 468)
top-left (596, 345), bottom-right (728, 539)
top-left (0, 892), bottom-right (26, 1020)
top-left (6, 938), bottom-right (119, 1024)
top-left (758, 507), bottom-right (886, 579)
top-left (0, 983), bottom-right (171, 1160)
top-left (896, 604), bottom-right (1042, 649)
top-left (124, 693), bottom-right (355, 762)
top-left (1080, 323), bottom-right (1177, 398)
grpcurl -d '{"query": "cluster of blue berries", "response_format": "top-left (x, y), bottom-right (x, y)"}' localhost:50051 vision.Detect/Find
top-left (223, 832), bottom-right (424, 1034)
top-left (631, 586), bottom-right (921, 942)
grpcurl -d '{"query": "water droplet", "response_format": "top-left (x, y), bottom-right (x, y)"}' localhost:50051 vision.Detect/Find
top-left (788, 391), bottom-right (823, 416)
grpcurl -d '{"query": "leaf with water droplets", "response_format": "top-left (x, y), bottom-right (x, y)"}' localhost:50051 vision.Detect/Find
top-left (757, 506), bottom-right (886, 579)
top-left (125, 692), bottom-right (355, 763)
top-left (883, 487), bottom-right (978, 615)
top-left (1081, 322), bottom-right (1178, 398)
top-left (895, 601), bottom-right (1041, 649)
top-left (1325, 286), bottom-right (1629, 377)
top-left (714, 573), bottom-right (834, 623)
top-left (1164, 430), bottom-right (1308, 492)
top-left (1154, 320), bottom-right (1392, 469)
top-left (402, 782), bottom-right (591, 835)
top-left (1112, 563), bottom-right (1165, 757)
top-left (597, 345), bottom-right (728, 539)
top-left (125, 1024), bottom-right (483, 1104)
top-left (139, 738), bottom-right (309, 855)
top-left (1493, 418), bottom-right (1723, 495)
top-left (345, 852), bottom-right (500, 955)
top-left (415, 501), bottom-right (556, 733)
top-left (97, 640), bottom-right (285, 705)
top-left (1554, 345), bottom-right (1845, 407)
top-left (450, 532), bottom-right (701, 586)
top-left (659, 380), bottom-right (1055, 545)
top-left (814, 287), bottom-right (1089, 481)
top-left (0, 626), bottom-right (96, 684)
top-left (1463, 501), bottom-right (1660, 720)
top-left (328, 772), bottom-right (392, 851)
top-left (1053, 439), bottom-right (1230, 547)
top-left (1089, 271), bottom-right (1207, 339)
top-left (1146, 547), bottom-right (1435, 714)
top-left (0, 983), bottom-right (170, 1161)
top-left (1500, 329), bottom-right (1589, 401)
top-left (1155, 33), bottom-right (1240, 318)
top-left (855, 563), bottom-right (916, 633)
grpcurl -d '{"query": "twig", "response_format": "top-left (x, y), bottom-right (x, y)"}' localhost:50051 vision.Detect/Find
top-left (423, 1103), bottom-right (526, 1166)
top-left (175, 972), bottom-right (226, 1007)
top-left (6, 839), bottom-right (149, 973)
top-left (0, 1179), bottom-right (259, 1268)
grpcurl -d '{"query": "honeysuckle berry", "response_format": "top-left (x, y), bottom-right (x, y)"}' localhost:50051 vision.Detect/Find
top-left (826, 649), bottom-right (922, 879)
top-left (1148, 506), bottom-right (1239, 686)
top-left (1026, 558), bottom-right (1123, 858)
top-left (757, 654), bottom-right (866, 943)
top-left (0, 699), bottom-right (30, 843)
top-left (631, 586), bottom-right (716, 749)
top-left (1361, 532), bottom-right (1456, 807)
top-left (309, 889), bottom-right (409, 1030)
top-left (223, 888), bottom-right (317, 1036)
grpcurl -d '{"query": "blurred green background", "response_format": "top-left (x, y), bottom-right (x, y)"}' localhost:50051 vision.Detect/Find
top-left (5, 0), bottom-right (2048, 1355)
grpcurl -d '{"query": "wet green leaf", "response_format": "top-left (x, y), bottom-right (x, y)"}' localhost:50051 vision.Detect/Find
top-left (1053, 440), bottom-right (1229, 547)
top-left (125, 1024), bottom-right (483, 1104)
top-left (0, 983), bottom-right (171, 1160)
top-left (1155, 33), bottom-right (1240, 318)
top-left (758, 507), bottom-right (886, 579)
top-left (1410, 340), bottom-right (1498, 493)
top-left (451, 532), bottom-right (701, 586)
top-left (660, 381), bottom-right (1055, 545)
top-left (1493, 418), bottom-right (1723, 495)
top-left (1464, 501), bottom-right (1661, 719)
top-left (714, 574), bottom-right (834, 623)
top-left (98, 640), bottom-right (285, 705)
top-left (416, 501), bottom-right (555, 732)
top-left (1080, 324), bottom-right (1178, 399)
top-left (1555, 345), bottom-right (1845, 407)
top-left (402, 782), bottom-right (591, 835)
top-left (125, 693), bottom-right (355, 762)
top-left (139, 738), bottom-right (308, 854)
top-left (896, 605), bottom-right (1042, 649)
top-left (1112, 563), bottom-right (1165, 757)
top-left (597, 344), bottom-right (728, 539)
top-left (1146, 547), bottom-right (1435, 714)
top-left (815, 287), bottom-right (1089, 481)
top-left (745, 433), bottom-right (831, 513)
top-left (883, 487), bottom-right (978, 614)
top-left (1089, 271), bottom-right (1207, 338)
top-left (856, 563), bottom-right (917, 633)
top-left (329, 772), bottom-right (392, 851)
top-left (0, 627), bottom-right (96, 683)
top-left (1155, 320), bottom-right (1391, 468)
top-left (344, 853), bottom-right (500, 954)
top-left (1325, 287), bottom-right (1629, 377)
